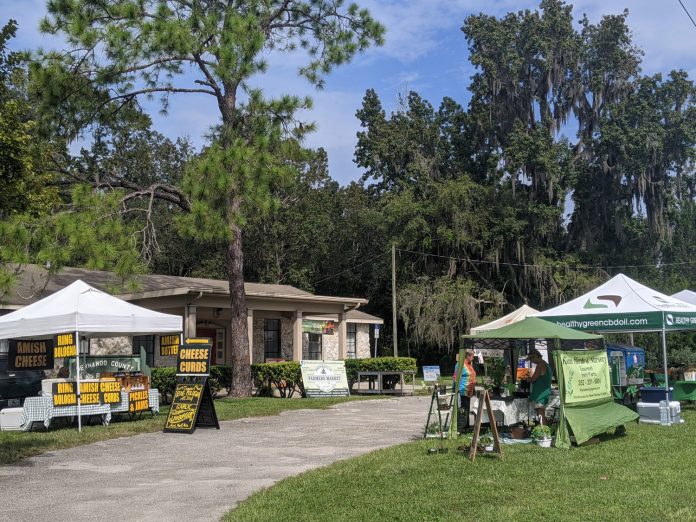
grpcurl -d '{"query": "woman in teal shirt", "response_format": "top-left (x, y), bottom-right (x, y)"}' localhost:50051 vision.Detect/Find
top-left (527, 349), bottom-right (552, 425)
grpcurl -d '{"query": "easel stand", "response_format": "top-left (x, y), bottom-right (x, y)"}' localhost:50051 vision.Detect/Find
top-left (424, 386), bottom-right (455, 439)
top-left (469, 389), bottom-right (503, 462)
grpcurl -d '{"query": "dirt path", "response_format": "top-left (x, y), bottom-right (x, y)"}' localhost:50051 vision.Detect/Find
top-left (0, 396), bottom-right (429, 521)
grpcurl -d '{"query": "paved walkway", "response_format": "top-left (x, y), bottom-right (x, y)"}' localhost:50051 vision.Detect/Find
top-left (0, 396), bottom-right (428, 521)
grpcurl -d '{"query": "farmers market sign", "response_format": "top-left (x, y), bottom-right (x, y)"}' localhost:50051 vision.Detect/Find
top-left (558, 350), bottom-right (611, 405)
top-left (300, 360), bottom-right (350, 398)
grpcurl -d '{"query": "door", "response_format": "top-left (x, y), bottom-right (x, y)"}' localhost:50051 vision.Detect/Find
top-left (196, 328), bottom-right (217, 365)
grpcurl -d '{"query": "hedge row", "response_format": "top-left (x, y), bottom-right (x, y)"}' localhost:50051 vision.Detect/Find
top-left (344, 357), bottom-right (417, 389)
top-left (151, 365), bottom-right (232, 403)
top-left (251, 362), bottom-right (304, 398)
top-left (152, 358), bottom-right (417, 401)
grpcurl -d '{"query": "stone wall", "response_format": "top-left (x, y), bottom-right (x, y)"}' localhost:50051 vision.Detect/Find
top-left (356, 324), bottom-right (371, 358)
top-left (90, 336), bottom-right (132, 356)
top-left (322, 332), bottom-right (339, 360)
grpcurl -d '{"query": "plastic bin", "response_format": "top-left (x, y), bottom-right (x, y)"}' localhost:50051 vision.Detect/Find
top-left (640, 386), bottom-right (673, 403)
top-left (0, 407), bottom-right (24, 431)
top-left (637, 401), bottom-right (682, 425)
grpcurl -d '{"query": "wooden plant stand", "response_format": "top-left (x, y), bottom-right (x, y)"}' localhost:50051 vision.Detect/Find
top-left (469, 389), bottom-right (504, 462)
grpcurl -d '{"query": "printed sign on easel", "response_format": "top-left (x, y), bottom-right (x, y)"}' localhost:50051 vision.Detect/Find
top-left (164, 338), bottom-right (220, 434)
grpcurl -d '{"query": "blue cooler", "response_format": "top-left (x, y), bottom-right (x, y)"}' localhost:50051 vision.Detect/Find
top-left (640, 386), bottom-right (673, 403)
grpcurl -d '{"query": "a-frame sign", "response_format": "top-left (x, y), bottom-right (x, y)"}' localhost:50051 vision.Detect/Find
top-left (164, 337), bottom-right (220, 434)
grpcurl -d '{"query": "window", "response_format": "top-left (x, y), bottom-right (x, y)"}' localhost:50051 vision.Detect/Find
top-left (347, 323), bottom-right (357, 359)
top-left (80, 338), bottom-right (90, 356)
top-left (133, 335), bottom-right (155, 367)
top-left (264, 319), bottom-right (281, 360)
top-left (216, 329), bottom-right (225, 363)
top-left (307, 333), bottom-right (322, 360)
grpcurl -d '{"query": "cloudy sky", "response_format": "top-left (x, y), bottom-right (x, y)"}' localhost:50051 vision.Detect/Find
top-left (3, 0), bottom-right (696, 185)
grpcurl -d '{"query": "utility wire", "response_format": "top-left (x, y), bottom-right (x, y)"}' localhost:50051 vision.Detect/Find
top-left (678, 0), bottom-right (696, 29)
top-left (396, 248), bottom-right (696, 270)
top-left (312, 250), bottom-right (390, 285)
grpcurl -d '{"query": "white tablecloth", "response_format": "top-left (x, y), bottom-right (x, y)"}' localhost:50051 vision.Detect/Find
top-left (470, 397), bottom-right (531, 426)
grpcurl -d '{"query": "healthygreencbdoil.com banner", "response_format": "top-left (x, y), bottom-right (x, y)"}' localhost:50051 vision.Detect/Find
top-left (558, 350), bottom-right (611, 405)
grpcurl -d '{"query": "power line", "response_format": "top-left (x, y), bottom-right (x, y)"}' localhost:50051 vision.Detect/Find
top-left (396, 248), bottom-right (696, 271)
top-left (678, 0), bottom-right (696, 29)
top-left (312, 250), bottom-right (390, 285)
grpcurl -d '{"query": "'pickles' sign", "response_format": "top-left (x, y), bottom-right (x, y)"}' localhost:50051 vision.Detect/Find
top-left (129, 389), bottom-right (149, 413)
top-left (160, 335), bottom-right (180, 357)
top-left (54, 332), bottom-right (78, 358)
top-left (176, 338), bottom-right (212, 376)
top-left (8, 339), bottom-right (54, 370)
top-left (559, 350), bottom-right (611, 405)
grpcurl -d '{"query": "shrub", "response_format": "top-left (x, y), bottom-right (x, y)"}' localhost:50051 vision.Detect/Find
top-left (151, 365), bottom-right (232, 403)
top-left (150, 367), bottom-right (177, 403)
top-left (344, 357), bottom-right (417, 389)
top-left (251, 362), bottom-right (304, 398)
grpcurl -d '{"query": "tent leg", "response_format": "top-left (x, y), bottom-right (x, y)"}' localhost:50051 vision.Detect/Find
top-left (661, 327), bottom-right (670, 410)
top-left (77, 330), bottom-right (82, 433)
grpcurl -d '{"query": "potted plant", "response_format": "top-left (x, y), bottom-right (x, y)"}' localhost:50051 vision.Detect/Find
top-left (479, 432), bottom-right (494, 452)
top-left (531, 424), bottom-right (553, 448)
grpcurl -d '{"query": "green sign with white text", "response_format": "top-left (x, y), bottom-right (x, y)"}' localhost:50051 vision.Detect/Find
top-left (558, 350), bottom-right (611, 405)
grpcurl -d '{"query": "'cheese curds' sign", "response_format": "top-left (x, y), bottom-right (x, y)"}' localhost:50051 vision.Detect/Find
top-left (8, 339), bottom-right (54, 370)
top-left (52, 381), bottom-right (123, 406)
top-left (176, 338), bottom-right (212, 376)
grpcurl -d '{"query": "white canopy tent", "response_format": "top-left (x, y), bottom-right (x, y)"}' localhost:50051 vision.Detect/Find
top-left (534, 274), bottom-right (696, 408)
top-left (0, 280), bottom-right (182, 431)
top-left (470, 304), bottom-right (539, 334)
top-left (672, 289), bottom-right (696, 306)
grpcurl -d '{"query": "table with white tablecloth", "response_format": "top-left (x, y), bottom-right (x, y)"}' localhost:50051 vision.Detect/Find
top-left (470, 396), bottom-right (531, 426)
top-left (20, 388), bottom-right (160, 430)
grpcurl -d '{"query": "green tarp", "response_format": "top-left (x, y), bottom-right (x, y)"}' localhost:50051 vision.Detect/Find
top-left (463, 317), bottom-right (603, 341)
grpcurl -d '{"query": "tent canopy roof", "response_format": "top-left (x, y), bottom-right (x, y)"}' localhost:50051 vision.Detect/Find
top-left (464, 317), bottom-right (602, 341)
top-left (470, 304), bottom-right (539, 334)
top-left (672, 289), bottom-right (696, 306)
top-left (0, 280), bottom-right (182, 338)
top-left (534, 274), bottom-right (696, 332)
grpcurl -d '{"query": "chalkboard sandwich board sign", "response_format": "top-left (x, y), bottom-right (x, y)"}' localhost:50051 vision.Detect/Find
top-left (164, 380), bottom-right (219, 433)
top-left (8, 339), bottom-right (54, 371)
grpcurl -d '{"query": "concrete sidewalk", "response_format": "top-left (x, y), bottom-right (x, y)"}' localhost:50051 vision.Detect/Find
top-left (0, 396), bottom-right (428, 521)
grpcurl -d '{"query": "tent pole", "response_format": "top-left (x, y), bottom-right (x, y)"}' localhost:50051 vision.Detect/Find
top-left (76, 330), bottom-right (82, 433)
top-left (661, 324), bottom-right (670, 408)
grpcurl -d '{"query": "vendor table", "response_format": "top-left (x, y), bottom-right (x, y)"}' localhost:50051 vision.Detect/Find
top-left (672, 381), bottom-right (696, 401)
top-left (20, 397), bottom-right (111, 431)
top-left (470, 396), bottom-right (530, 426)
top-left (20, 388), bottom-right (160, 431)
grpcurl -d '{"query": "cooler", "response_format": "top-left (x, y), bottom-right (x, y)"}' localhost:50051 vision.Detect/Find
top-left (640, 386), bottom-right (674, 403)
top-left (637, 401), bottom-right (682, 425)
top-left (0, 407), bottom-right (24, 431)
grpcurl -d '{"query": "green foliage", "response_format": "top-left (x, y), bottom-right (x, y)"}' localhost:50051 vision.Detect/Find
top-left (150, 367), bottom-right (177, 403)
top-left (251, 362), bottom-right (305, 398)
top-left (209, 365), bottom-right (233, 397)
top-left (344, 357), bottom-right (417, 389)
top-left (531, 424), bottom-right (553, 441)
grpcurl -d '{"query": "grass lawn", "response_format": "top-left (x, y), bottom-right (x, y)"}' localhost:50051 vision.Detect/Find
top-left (226, 407), bottom-right (696, 521)
top-left (0, 396), bottom-right (368, 465)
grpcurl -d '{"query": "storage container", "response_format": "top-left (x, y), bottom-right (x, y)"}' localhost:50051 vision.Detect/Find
top-left (640, 386), bottom-right (673, 403)
top-left (0, 407), bottom-right (24, 431)
top-left (637, 400), bottom-right (682, 425)
top-left (41, 378), bottom-right (72, 395)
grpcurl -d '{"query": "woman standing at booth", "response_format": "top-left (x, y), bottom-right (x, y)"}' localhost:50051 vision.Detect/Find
top-left (454, 349), bottom-right (477, 431)
top-left (527, 349), bottom-right (552, 425)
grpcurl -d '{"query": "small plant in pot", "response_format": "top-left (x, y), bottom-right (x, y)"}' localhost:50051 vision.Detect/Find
top-left (479, 432), bottom-right (494, 452)
top-left (531, 424), bottom-right (553, 448)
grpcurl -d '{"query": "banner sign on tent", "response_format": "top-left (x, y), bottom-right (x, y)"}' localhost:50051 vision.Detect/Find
top-left (54, 332), bottom-right (78, 358)
top-left (8, 339), bottom-right (54, 371)
top-left (300, 360), bottom-right (350, 398)
top-left (99, 380), bottom-right (122, 404)
top-left (176, 338), bottom-right (212, 376)
top-left (558, 350), bottom-right (611, 405)
top-left (52, 381), bottom-right (124, 406)
top-left (67, 356), bottom-right (142, 379)
top-left (159, 335), bottom-right (180, 356)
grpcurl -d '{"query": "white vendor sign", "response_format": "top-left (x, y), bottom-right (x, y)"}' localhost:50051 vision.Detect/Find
top-left (300, 360), bottom-right (350, 398)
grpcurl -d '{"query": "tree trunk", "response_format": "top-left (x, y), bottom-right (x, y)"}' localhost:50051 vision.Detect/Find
top-left (227, 195), bottom-right (252, 397)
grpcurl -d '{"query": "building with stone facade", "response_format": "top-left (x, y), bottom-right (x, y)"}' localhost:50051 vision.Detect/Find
top-left (0, 265), bottom-right (382, 366)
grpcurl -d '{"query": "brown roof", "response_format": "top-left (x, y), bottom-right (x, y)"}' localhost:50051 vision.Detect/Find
top-left (346, 310), bottom-right (384, 323)
top-left (0, 264), bottom-right (363, 308)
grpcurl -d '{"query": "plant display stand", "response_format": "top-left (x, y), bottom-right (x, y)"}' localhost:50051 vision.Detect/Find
top-left (423, 386), bottom-right (455, 440)
top-left (469, 389), bottom-right (504, 462)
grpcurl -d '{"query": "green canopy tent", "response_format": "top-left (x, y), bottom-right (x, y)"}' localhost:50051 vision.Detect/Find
top-left (457, 317), bottom-right (638, 448)
top-left (535, 274), bottom-right (696, 407)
